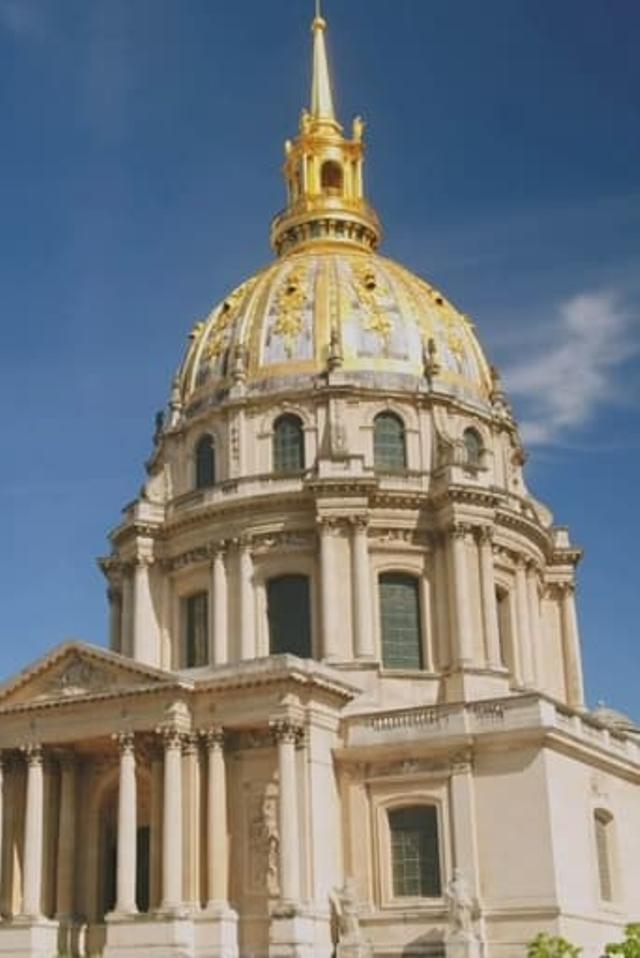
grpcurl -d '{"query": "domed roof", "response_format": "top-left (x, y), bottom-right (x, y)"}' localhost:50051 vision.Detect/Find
top-left (177, 248), bottom-right (493, 415)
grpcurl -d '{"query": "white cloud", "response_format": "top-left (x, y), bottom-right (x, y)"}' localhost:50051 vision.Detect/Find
top-left (0, 0), bottom-right (44, 41)
top-left (503, 291), bottom-right (637, 445)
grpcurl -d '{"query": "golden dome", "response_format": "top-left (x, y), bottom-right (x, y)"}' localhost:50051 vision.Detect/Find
top-left (177, 248), bottom-right (492, 414)
top-left (173, 11), bottom-right (492, 418)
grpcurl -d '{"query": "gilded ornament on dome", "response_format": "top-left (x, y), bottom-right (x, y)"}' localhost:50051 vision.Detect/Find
top-left (270, 267), bottom-right (308, 358)
top-left (352, 261), bottom-right (393, 342)
top-left (202, 282), bottom-right (248, 363)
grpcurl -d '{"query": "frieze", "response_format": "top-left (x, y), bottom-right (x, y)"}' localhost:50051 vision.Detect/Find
top-left (369, 527), bottom-right (432, 548)
top-left (367, 757), bottom-right (452, 778)
top-left (251, 530), bottom-right (315, 555)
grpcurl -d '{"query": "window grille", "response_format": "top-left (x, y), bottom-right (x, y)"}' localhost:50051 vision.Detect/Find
top-left (184, 591), bottom-right (209, 667)
top-left (379, 573), bottom-right (423, 669)
top-left (267, 575), bottom-right (312, 658)
top-left (374, 413), bottom-right (407, 472)
top-left (389, 806), bottom-right (442, 898)
top-left (273, 415), bottom-right (305, 474)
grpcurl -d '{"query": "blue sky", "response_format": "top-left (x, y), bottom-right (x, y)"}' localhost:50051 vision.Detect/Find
top-left (0, 0), bottom-right (638, 718)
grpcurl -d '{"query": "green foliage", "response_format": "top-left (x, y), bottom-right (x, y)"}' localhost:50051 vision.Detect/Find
top-left (605, 924), bottom-right (640, 958)
top-left (527, 933), bottom-right (582, 958)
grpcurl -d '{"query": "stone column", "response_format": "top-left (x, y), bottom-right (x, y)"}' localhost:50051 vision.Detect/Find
top-left (351, 518), bottom-right (375, 660)
top-left (159, 728), bottom-right (184, 914)
top-left (211, 545), bottom-right (228, 665)
top-left (55, 752), bottom-right (77, 919)
top-left (514, 558), bottom-right (534, 688)
top-left (476, 528), bottom-right (502, 669)
top-left (202, 728), bottom-right (230, 909)
top-left (20, 745), bottom-right (44, 919)
top-left (238, 538), bottom-right (255, 661)
top-left (448, 525), bottom-right (474, 667)
top-left (318, 520), bottom-right (339, 660)
top-left (182, 735), bottom-right (201, 911)
top-left (113, 732), bottom-right (137, 916)
top-left (271, 721), bottom-right (304, 908)
top-left (133, 556), bottom-right (156, 666)
top-left (560, 583), bottom-right (585, 709)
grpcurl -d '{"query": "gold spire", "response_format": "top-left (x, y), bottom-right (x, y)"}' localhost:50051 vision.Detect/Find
top-left (270, 5), bottom-right (382, 256)
top-left (310, 5), bottom-right (336, 122)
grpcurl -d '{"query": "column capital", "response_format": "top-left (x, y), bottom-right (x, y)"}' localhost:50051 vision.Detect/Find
top-left (316, 515), bottom-right (341, 533)
top-left (156, 726), bottom-right (184, 750)
top-left (449, 521), bottom-right (472, 540)
top-left (474, 525), bottom-right (494, 546)
top-left (200, 726), bottom-right (225, 750)
top-left (270, 719), bottom-right (305, 747)
top-left (350, 514), bottom-right (369, 531)
top-left (21, 743), bottom-right (43, 766)
top-left (112, 731), bottom-right (135, 754)
top-left (181, 732), bottom-right (200, 757)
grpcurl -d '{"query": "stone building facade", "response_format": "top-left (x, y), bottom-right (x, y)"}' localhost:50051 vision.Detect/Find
top-left (0, 10), bottom-right (638, 958)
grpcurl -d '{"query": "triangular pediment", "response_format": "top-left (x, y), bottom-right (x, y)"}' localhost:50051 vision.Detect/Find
top-left (0, 642), bottom-right (179, 709)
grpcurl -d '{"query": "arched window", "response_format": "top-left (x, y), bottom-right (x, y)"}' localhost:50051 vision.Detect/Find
top-left (321, 160), bottom-right (343, 194)
top-left (374, 412), bottom-right (407, 472)
top-left (379, 573), bottom-right (422, 669)
top-left (388, 805), bottom-right (442, 898)
top-left (594, 809), bottom-right (614, 901)
top-left (267, 575), bottom-right (312, 658)
top-left (183, 591), bottom-right (209, 668)
top-left (463, 428), bottom-right (483, 468)
top-left (273, 414), bottom-right (305, 475)
top-left (195, 435), bottom-right (216, 489)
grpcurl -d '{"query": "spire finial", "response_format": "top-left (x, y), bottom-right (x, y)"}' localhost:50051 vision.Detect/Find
top-left (311, 1), bottom-right (336, 120)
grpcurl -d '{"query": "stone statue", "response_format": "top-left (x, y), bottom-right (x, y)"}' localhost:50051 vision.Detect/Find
top-left (352, 115), bottom-right (365, 141)
top-left (330, 878), bottom-right (361, 943)
top-left (445, 868), bottom-right (474, 937)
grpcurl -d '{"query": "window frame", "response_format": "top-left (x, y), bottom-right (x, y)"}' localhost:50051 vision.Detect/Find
top-left (372, 789), bottom-right (449, 911)
top-left (194, 433), bottom-right (216, 489)
top-left (182, 590), bottom-right (210, 669)
top-left (378, 571), bottom-right (424, 671)
top-left (593, 807), bottom-right (618, 905)
top-left (266, 573), bottom-right (313, 659)
top-left (462, 427), bottom-right (484, 470)
top-left (272, 413), bottom-right (306, 476)
top-left (388, 804), bottom-right (442, 899)
top-left (373, 411), bottom-right (407, 473)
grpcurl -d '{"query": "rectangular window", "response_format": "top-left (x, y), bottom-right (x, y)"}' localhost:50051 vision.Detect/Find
top-left (389, 806), bottom-right (441, 898)
top-left (379, 574), bottom-right (423, 670)
top-left (184, 591), bottom-right (209, 668)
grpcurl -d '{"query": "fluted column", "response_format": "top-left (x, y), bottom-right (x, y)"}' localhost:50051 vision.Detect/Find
top-left (237, 538), bottom-right (255, 660)
top-left (211, 545), bottom-right (228, 665)
top-left (351, 517), bottom-right (375, 659)
top-left (113, 732), bottom-right (137, 916)
top-left (20, 745), bottom-right (44, 919)
top-left (559, 583), bottom-right (585, 709)
top-left (448, 524), bottom-right (474, 667)
top-left (271, 721), bottom-right (304, 907)
top-left (183, 734), bottom-right (201, 911)
top-left (202, 728), bottom-right (230, 909)
top-left (318, 520), bottom-right (339, 660)
top-left (514, 558), bottom-right (535, 688)
top-left (476, 527), bottom-right (502, 669)
top-left (159, 728), bottom-right (184, 913)
top-left (55, 752), bottom-right (77, 919)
